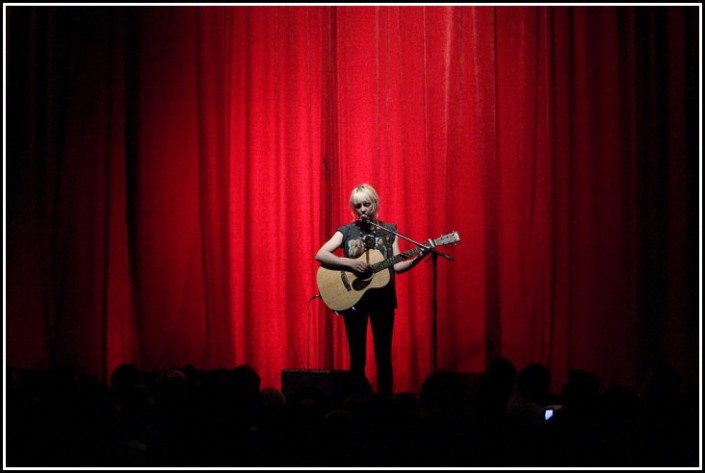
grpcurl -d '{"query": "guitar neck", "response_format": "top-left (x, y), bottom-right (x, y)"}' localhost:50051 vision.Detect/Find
top-left (371, 246), bottom-right (425, 273)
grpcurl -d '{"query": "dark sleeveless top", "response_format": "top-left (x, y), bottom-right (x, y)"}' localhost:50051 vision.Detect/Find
top-left (337, 221), bottom-right (398, 311)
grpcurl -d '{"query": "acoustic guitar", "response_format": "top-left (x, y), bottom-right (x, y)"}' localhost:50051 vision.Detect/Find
top-left (316, 231), bottom-right (460, 311)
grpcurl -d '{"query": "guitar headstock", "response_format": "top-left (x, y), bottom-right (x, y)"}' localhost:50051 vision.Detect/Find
top-left (433, 231), bottom-right (460, 247)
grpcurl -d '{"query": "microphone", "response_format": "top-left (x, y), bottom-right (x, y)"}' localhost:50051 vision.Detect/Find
top-left (359, 214), bottom-right (369, 224)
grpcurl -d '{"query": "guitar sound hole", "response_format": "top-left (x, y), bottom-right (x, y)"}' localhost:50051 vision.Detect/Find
top-left (352, 278), bottom-right (372, 291)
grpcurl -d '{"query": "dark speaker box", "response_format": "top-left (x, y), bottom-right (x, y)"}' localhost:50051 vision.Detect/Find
top-left (281, 369), bottom-right (359, 405)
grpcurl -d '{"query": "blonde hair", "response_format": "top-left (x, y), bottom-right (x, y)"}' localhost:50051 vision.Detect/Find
top-left (349, 183), bottom-right (380, 219)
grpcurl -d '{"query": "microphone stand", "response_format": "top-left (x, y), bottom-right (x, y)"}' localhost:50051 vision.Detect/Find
top-left (363, 218), bottom-right (452, 374)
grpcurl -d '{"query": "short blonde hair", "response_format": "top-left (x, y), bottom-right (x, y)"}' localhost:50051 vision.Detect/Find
top-left (349, 183), bottom-right (380, 217)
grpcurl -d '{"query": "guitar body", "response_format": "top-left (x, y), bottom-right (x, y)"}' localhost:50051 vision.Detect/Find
top-left (315, 230), bottom-right (460, 312)
top-left (316, 249), bottom-right (391, 311)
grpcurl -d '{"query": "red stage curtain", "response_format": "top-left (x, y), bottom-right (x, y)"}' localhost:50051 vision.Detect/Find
top-left (6, 6), bottom-right (699, 394)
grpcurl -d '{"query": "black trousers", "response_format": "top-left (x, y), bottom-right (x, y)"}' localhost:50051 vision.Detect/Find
top-left (342, 302), bottom-right (395, 397)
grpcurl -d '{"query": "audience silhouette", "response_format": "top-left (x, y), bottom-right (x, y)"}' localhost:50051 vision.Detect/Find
top-left (5, 359), bottom-right (699, 467)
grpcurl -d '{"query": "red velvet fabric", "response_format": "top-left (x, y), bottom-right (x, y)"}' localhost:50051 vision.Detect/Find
top-left (6, 6), bottom-right (698, 394)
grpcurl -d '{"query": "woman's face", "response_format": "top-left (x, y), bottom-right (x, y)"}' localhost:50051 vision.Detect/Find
top-left (352, 192), bottom-right (376, 219)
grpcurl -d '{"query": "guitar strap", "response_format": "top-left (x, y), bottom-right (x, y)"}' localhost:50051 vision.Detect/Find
top-left (381, 222), bottom-right (393, 258)
top-left (381, 223), bottom-right (397, 284)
